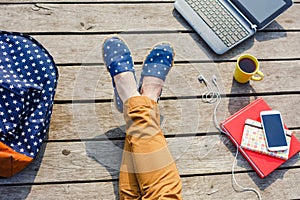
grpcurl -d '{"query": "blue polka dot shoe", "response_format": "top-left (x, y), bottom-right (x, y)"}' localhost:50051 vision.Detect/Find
top-left (103, 35), bottom-right (136, 113)
top-left (139, 43), bottom-right (175, 100)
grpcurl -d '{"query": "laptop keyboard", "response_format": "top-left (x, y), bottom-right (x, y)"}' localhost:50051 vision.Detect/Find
top-left (186, 0), bottom-right (249, 47)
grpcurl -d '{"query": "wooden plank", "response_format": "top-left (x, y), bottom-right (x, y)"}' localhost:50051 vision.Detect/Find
top-left (0, 182), bottom-right (117, 200)
top-left (0, 3), bottom-right (181, 33)
top-left (55, 61), bottom-right (300, 101)
top-left (181, 169), bottom-right (300, 199)
top-left (31, 32), bottom-right (300, 65)
top-left (4, 0), bottom-right (300, 3)
top-left (0, 3), bottom-right (299, 32)
top-left (3, 0), bottom-right (174, 2)
top-left (0, 130), bottom-right (299, 185)
top-left (1, 167), bottom-right (300, 199)
top-left (0, 1), bottom-right (298, 200)
top-left (49, 95), bottom-right (300, 140)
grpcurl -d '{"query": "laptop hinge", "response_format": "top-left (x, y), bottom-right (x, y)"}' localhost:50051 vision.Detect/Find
top-left (227, 0), bottom-right (257, 32)
top-left (251, 24), bottom-right (257, 31)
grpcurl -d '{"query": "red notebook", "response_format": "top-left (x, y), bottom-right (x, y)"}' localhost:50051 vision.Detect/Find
top-left (220, 97), bottom-right (300, 178)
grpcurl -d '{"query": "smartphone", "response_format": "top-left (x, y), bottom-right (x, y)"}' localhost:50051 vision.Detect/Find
top-left (260, 110), bottom-right (288, 151)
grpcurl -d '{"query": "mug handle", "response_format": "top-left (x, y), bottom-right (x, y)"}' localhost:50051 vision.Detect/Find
top-left (251, 70), bottom-right (264, 81)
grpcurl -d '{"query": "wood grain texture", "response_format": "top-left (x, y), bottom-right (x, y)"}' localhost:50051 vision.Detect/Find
top-left (0, 1), bottom-right (299, 199)
top-left (31, 32), bottom-right (300, 65)
top-left (0, 167), bottom-right (300, 200)
top-left (55, 61), bottom-right (300, 101)
top-left (49, 95), bottom-right (300, 140)
top-left (1, 131), bottom-right (299, 184)
top-left (0, 3), bottom-right (299, 32)
top-left (3, 0), bottom-right (300, 3)
top-left (4, 0), bottom-right (175, 2)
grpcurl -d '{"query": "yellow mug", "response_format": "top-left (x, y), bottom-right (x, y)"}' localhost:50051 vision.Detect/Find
top-left (234, 54), bottom-right (264, 84)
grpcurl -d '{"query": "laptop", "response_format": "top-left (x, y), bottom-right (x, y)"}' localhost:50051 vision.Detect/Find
top-left (174, 0), bottom-right (293, 54)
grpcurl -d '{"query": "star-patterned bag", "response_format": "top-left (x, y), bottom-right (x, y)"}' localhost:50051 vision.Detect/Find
top-left (0, 31), bottom-right (58, 177)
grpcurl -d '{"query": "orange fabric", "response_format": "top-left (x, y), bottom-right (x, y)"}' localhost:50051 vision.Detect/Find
top-left (119, 96), bottom-right (182, 199)
top-left (0, 142), bottom-right (33, 177)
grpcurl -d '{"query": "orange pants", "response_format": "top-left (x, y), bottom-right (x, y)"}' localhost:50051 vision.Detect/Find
top-left (119, 96), bottom-right (182, 199)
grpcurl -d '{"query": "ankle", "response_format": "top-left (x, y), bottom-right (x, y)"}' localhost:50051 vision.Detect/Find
top-left (140, 77), bottom-right (164, 102)
top-left (114, 72), bottom-right (140, 102)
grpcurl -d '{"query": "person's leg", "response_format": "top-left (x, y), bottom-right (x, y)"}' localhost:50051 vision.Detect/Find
top-left (116, 73), bottom-right (182, 199)
top-left (115, 73), bottom-right (143, 199)
top-left (123, 96), bottom-right (182, 199)
top-left (104, 37), bottom-right (182, 199)
top-left (112, 62), bottom-right (181, 199)
top-left (119, 73), bottom-right (182, 199)
top-left (102, 35), bottom-right (141, 199)
top-left (119, 133), bottom-right (142, 199)
top-left (123, 43), bottom-right (182, 199)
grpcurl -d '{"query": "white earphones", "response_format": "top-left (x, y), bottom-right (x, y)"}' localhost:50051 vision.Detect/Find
top-left (197, 74), bottom-right (220, 103)
top-left (197, 74), bottom-right (262, 200)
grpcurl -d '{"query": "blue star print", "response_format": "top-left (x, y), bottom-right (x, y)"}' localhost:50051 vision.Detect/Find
top-left (0, 31), bottom-right (58, 158)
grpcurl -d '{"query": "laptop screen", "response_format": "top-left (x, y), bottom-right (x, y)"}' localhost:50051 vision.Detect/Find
top-left (231, 0), bottom-right (293, 30)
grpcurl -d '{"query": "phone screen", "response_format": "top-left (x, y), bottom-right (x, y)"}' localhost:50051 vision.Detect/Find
top-left (261, 113), bottom-right (287, 147)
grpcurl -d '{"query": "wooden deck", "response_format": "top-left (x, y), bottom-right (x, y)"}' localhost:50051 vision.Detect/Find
top-left (0, 0), bottom-right (299, 199)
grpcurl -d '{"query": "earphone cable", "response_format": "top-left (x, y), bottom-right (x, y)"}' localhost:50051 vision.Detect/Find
top-left (198, 74), bottom-right (262, 200)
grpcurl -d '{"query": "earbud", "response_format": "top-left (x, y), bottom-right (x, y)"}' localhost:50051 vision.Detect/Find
top-left (198, 74), bottom-right (220, 104)
top-left (198, 74), bottom-right (217, 86)
top-left (211, 75), bottom-right (217, 86)
top-left (198, 74), bottom-right (208, 86)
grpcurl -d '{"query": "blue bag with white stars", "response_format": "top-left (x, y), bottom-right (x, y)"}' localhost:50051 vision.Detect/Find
top-left (0, 31), bottom-right (58, 177)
